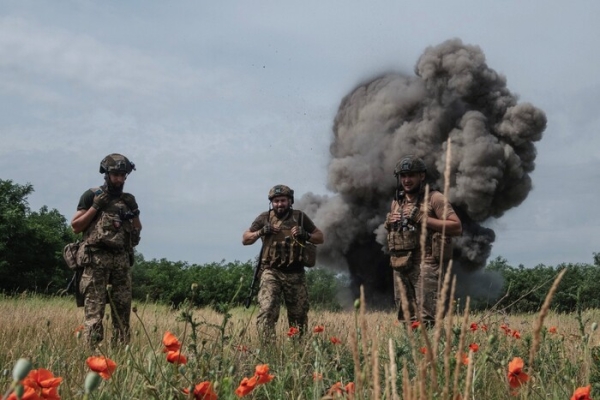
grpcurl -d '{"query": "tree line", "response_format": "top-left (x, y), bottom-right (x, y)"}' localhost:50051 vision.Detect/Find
top-left (1, 178), bottom-right (599, 313)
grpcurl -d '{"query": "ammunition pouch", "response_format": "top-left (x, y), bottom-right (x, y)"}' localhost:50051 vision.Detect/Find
top-left (63, 241), bottom-right (81, 270)
top-left (387, 229), bottom-right (419, 252)
top-left (390, 251), bottom-right (413, 269)
top-left (301, 242), bottom-right (317, 268)
top-left (431, 232), bottom-right (453, 263)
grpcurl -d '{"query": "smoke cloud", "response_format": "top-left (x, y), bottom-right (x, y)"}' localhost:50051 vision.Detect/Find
top-left (296, 39), bottom-right (546, 308)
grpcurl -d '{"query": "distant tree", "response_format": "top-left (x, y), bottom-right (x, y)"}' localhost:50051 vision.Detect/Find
top-left (0, 179), bottom-right (76, 292)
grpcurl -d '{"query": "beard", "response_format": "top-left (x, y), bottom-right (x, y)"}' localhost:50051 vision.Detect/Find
top-left (273, 206), bottom-right (291, 218)
top-left (104, 176), bottom-right (124, 196)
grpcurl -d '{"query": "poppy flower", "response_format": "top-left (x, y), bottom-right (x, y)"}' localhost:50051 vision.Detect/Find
top-left (480, 324), bottom-right (488, 332)
top-left (461, 353), bottom-right (470, 366)
top-left (312, 372), bottom-right (323, 381)
top-left (549, 326), bottom-right (557, 334)
top-left (162, 331), bottom-right (182, 352)
top-left (236, 345), bottom-right (248, 352)
top-left (571, 385), bottom-right (591, 400)
top-left (287, 327), bottom-right (300, 337)
top-left (345, 382), bottom-right (355, 395)
top-left (500, 324), bottom-right (511, 335)
top-left (512, 330), bottom-right (521, 339)
top-left (469, 343), bottom-right (479, 353)
top-left (327, 382), bottom-right (344, 396)
top-left (419, 347), bottom-right (427, 354)
top-left (330, 336), bottom-right (342, 345)
top-left (470, 323), bottom-right (478, 332)
top-left (86, 356), bottom-right (117, 380)
top-left (183, 381), bottom-right (218, 400)
top-left (235, 376), bottom-right (258, 398)
top-left (411, 321), bottom-right (421, 330)
top-left (313, 325), bottom-right (324, 333)
top-left (166, 351), bottom-right (188, 365)
top-left (507, 357), bottom-right (529, 389)
top-left (254, 364), bottom-right (275, 385)
top-left (9, 368), bottom-right (63, 400)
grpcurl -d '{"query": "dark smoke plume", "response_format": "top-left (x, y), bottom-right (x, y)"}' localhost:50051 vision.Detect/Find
top-left (296, 39), bottom-right (547, 308)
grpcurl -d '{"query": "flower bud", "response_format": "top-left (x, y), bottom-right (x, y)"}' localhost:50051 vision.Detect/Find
top-left (84, 372), bottom-right (102, 393)
top-left (12, 358), bottom-right (32, 381)
top-left (14, 383), bottom-right (24, 398)
top-left (354, 299), bottom-right (360, 310)
top-left (592, 322), bottom-right (598, 331)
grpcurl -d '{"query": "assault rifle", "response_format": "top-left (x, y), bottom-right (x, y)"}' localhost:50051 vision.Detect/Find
top-left (244, 255), bottom-right (262, 309)
top-left (66, 269), bottom-right (84, 308)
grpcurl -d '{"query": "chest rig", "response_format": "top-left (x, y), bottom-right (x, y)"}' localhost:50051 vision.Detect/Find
top-left (83, 189), bottom-right (136, 251)
top-left (261, 210), bottom-right (308, 270)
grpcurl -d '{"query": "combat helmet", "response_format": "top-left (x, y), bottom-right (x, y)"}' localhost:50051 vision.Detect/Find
top-left (99, 154), bottom-right (136, 175)
top-left (268, 185), bottom-right (294, 204)
top-left (394, 155), bottom-right (426, 176)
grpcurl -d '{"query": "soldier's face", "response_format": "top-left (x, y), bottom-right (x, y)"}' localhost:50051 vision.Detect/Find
top-left (272, 196), bottom-right (291, 216)
top-left (108, 172), bottom-right (127, 188)
top-left (400, 172), bottom-right (425, 194)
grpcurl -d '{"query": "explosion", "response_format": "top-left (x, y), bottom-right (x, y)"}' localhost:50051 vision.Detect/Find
top-left (297, 39), bottom-right (547, 307)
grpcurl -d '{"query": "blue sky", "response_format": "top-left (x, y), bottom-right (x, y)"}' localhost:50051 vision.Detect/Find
top-left (1, 1), bottom-right (599, 268)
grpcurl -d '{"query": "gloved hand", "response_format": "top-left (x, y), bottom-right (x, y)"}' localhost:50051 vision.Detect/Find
top-left (92, 190), bottom-right (111, 210)
top-left (121, 193), bottom-right (139, 211)
top-left (259, 224), bottom-right (273, 237)
top-left (295, 226), bottom-right (310, 241)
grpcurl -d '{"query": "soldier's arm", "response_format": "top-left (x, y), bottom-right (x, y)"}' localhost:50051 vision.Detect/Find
top-left (133, 216), bottom-right (142, 231)
top-left (426, 213), bottom-right (462, 236)
top-left (307, 227), bottom-right (324, 244)
top-left (242, 229), bottom-right (261, 245)
top-left (71, 208), bottom-right (98, 234)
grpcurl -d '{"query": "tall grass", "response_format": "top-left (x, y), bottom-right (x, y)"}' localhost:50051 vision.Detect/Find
top-left (1, 281), bottom-right (599, 399)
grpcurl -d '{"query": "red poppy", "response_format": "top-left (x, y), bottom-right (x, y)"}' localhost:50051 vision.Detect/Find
top-left (470, 323), bottom-right (478, 332)
top-left (86, 356), bottom-right (117, 380)
top-left (507, 357), bottom-right (529, 389)
top-left (461, 353), bottom-right (470, 366)
top-left (287, 327), bottom-right (300, 337)
top-left (327, 382), bottom-right (343, 396)
top-left (312, 372), bottom-right (323, 381)
top-left (183, 381), bottom-right (218, 400)
top-left (345, 382), bottom-right (355, 395)
top-left (235, 376), bottom-right (258, 398)
top-left (330, 336), bottom-right (342, 345)
top-left (313, 325), bottom-right (324, 333)
top-left (419, 347), bottom-right (427, 354)
top-left (549, 326), bottom-right (557, 334)
top-left (162, 331), bottom-right (182, 352)
top-left (571, 385), bottom-right (592, 400)
top-left (166, 351), bottom-right (188, 365)
top-left (411, 321), bottom-right (421, 330)
top-left (500, 324), bottom-right (511, 335)
top-left (480, 324), bottom-right (488, 332)
top-left (469, 343), bottom-right (479, 353)
top-left (254, 364), bottom-right (275, 385)
top-left (9, 368), bottom-right (63, 400)
top-left (512, 330), bottom-right (521, 339)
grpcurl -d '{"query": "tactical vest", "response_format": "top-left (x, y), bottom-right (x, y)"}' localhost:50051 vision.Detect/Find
top-left (261, 210), bottom-right (310, 269)
top-left (83, 189), bottom-right (136, 251)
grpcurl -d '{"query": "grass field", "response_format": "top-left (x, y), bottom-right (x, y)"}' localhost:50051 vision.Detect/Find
top-left (1, 280), bottom-right (598, 400)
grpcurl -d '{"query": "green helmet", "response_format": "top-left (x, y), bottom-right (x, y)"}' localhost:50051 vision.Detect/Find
top-left (99, 153), bottom-right (136, 174)
top-left (394, 155), bottom-right (426, 176)
top-left (268, 184), bottom-right (294, 204)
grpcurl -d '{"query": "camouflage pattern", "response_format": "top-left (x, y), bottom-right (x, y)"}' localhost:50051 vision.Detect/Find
top-left (83, 195), bottom-right (136, 251)
top-left (256, 268), bottom-right (309, 341)
top-left (79, 249), bottom-right (131, 347)
top-left (393, 261), bottom-right (445, 324)
top-left (99, 153), bottom-right (135, 175)
top-left (268, 185), bottom-right (294, 203)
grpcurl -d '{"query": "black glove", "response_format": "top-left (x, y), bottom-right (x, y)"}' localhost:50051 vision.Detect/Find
top-left (92, 190), bottom-right (111, 210)
top-left (259, 224), bottom-right (273, 237)
top-left (121, 193), bottom-right (139, 211)
top-left (295, 226), bottom-right (310, 241)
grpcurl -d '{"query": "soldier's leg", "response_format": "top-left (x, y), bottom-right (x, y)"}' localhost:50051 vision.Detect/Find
top-left (108, 253), bottom-right (132, 346)
top-left (81, 251), bottom-right (110, 347)
top-left (419, 262), bottom-right (442, 324)
top-left (282, 271), bottom-right (308, 335)
top-left (256, 269), bottom-right (283, 342)
top-left (394, 266), bottom-right (419, 321)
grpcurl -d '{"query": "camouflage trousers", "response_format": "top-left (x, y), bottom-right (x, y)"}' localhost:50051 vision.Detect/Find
top-left (256, 268), bottom-right (309, 341)
top-left (79, 249), bottom-right (131, 347)
top-left (393, 260), bottom-right (446, 324)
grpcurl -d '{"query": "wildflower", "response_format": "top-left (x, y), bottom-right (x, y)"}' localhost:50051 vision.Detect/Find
top-left (330, 336), bottom-right (342, 345)
top-left (86, 356), bottom-right (117, 380)
top-left (74, 325), bottom-right (84, 334)
top-left (7, 385), bottom-right (38, 400)
top-left (254, 364), bottom-right (275, 385)
top-left (470, 323), bottom-right (478, 332)
top-left (419, 347), bottom-right (427, 354)
top-left (312, 372), bottom-right (323, 381)
top-left (12, 358), bottom-right (32, 381)
top-left (236, 345), bottom-right (248, 352)
top-left (327, 382), bottom-right (355, 397)
top-left (162, 331), bottom-right (182, 352)
top-left (166, 351), bottom-right (188, 365)
top-left (183, 381), bottom-right (218, 400)
top-left (8, 368), bottom-right (63, 400)
top-left (345, 382), bottom-right (355, 395)
top-left (411, 321), bottom-right (421, 330)
top-left (512, 330), bottom-right (521, 339)
top-left (549, 326), bottom-right (557, 334)
top-left (469, 343), bottom-right (479, 353)
top-left (500, 324), bottom-right (511, 335)
top-left (84, 372), bottom-right (102, 394)
top-left (480, 324), bottom-right (488, 332)
top-left (461, 353), bottom-right (470, 366)
top-left (507, 357), bottom-right (529, 389)
top-left (313, 325), bottom-right (325, 333)
top-left (235, 376), bottom-right (258, 397)
top-left (287, 327), bottom-right (300, 337)
top-left (571, 385), bottom-right (591, 400)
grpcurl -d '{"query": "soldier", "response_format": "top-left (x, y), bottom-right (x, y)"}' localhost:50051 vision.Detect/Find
top-left (242, 185), bottom-right (324, 341)
top-left (71, 154), bottom-right (142, 347)
top-left (385, 155), bottom-right (461, 325)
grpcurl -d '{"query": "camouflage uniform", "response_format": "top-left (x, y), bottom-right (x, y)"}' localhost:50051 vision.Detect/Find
top-left (248, 209), bottom-right (316, 340)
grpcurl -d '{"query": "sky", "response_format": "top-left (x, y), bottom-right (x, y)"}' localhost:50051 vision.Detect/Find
top-left (1, 0), bottom-right (599, 269)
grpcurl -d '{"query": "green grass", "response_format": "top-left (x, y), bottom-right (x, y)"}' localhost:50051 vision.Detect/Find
top-left (0, 291), bottom-right (599, 399)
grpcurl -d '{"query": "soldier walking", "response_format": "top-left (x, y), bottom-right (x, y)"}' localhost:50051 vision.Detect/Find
top-left (71, 154), bottom-right (142, 347)
top-left (243, 185), bottom-right (324, 341)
